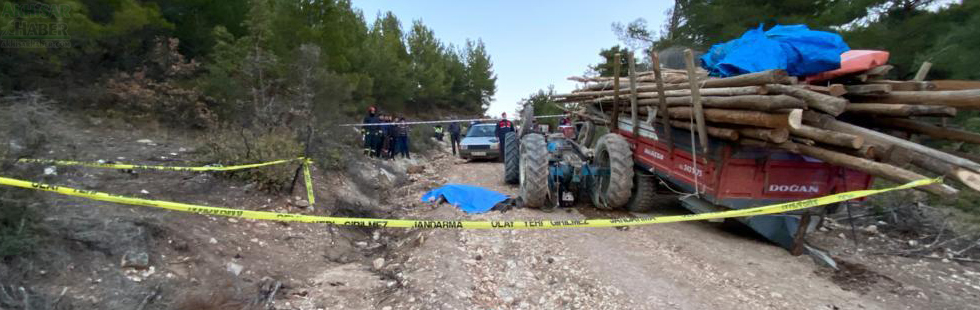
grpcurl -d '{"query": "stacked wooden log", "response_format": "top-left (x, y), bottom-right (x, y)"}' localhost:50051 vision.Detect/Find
top-left (555, 55), bottom-right (980, 196)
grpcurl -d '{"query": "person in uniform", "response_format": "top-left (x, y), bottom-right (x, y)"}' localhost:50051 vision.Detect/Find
top-left (495, 112), bottom-right (515, 162)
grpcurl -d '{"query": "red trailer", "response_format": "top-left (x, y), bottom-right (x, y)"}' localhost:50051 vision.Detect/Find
top-left (615, 118), bottom-right (873, 252)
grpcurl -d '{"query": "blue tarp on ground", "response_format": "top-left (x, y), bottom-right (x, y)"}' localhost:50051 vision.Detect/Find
top-left (701, 24), bottom-right (850, 77)
top-left (420, 184), bottom-right (508, 214)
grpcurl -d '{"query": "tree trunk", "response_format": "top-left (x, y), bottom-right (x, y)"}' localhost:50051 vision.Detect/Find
top-left (789, 124), bottom-right (863, 149)
top-left (844, 84), bottom-right (892, 95)
top-left (685, 49), bottom-right (709, 152)
top-left (803, 84), bottom-right (847, 96)
top-left (625, 95), bottom-right (806, 111)
top-left (844, 103), bottom-right (957, 117)
top-left (908, 150), bottom-right (980, 192)
top-left (875, 118), bottom-right (980, 144)
top-left (767, 84), bottom-right (848, 116)
top-left (802, 111), bottom-right (980, 174)
top-left (556, 69), bottom-right (789, 98)
top-left (651, 51), bottom-right (672, 147)
top-left (851, 90), bottom-right (980, 108)
top-left (932, 80), bottom-right (980, 91)
top-left (668, 108), bottom-right (802, 130)
top-left (669, 120), bottom-right (739, 141)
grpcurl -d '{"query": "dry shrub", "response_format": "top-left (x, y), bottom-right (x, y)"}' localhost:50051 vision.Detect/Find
top-left (99, 38), bottom-right (217, 128)
top-left (199, 126), bottom-right (303, 193)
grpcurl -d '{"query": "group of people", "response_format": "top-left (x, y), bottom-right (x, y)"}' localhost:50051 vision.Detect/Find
top-left (362, 106), bottom-right (411, 159)
top-left (361, 108), bottom-right (525, 160)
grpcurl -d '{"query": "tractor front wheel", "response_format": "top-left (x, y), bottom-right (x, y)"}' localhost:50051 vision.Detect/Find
top-left (519, 133), bottom-right (549, 208)
top-left (592, 133), bottom-right (634, 210)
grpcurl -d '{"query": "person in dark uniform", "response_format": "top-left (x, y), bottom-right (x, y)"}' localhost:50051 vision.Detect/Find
top-left (396, 117), bottom-right (411, 158)
top-left (381, 115), bottom-right (395, 159)
top-left (495, 112), bottom-right (515, 161)
top-left (448, 121), bottom-right (462, 156)
top-left (362, 106), bottom-right (381, 157)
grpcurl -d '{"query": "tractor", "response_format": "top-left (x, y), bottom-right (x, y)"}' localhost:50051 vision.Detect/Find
top-left (503, 106), bottom-right (645, 212)
top-left (504, 105), bottom-right (871, 265)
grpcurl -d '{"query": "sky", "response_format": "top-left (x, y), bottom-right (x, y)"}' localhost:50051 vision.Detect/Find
top-left (351, 0), bottom-right (672, 118)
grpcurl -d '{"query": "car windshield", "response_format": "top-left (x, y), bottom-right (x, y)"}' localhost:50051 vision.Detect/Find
top-left (466, 125), bottom-right (496, 137)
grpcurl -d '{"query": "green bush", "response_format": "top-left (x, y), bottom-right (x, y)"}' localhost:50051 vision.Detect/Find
top-left (410, 125), bottom-right (439, 154)
top-left (199, 126), bottom-right (303, 193)
top-left (0, 191), bottom-right (38, 258)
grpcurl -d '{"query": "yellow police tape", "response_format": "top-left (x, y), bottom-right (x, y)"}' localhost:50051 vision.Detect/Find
top-left (16, 157), bottom-right (306, 172)
top-left (0, 175), bottom-right (940, 229)
top-left (17, 156), bottom-right (317, 208)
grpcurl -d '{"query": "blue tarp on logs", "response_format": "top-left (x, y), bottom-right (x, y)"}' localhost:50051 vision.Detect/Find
top-left (700, 24), bottom-right (850, 77)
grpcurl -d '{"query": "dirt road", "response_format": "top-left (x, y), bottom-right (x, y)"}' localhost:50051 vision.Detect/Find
top-left (386, 154), bottom-right (980, 310)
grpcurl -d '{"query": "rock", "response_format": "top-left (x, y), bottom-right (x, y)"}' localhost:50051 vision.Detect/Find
top-left (121, 251), bottom-right (150, 269)
top-left (909, 240), bottom-right (918, 246)
top-left (373, 257), bottom-right (386, 270)
top-left (382, 307), bottom-right (392, 310)
top-left (43, 166), bottom-right (57, 175)
top-left (227, 262), bottom-right (244, 276)
top-left (863, 225), bottom-right (878, 234)
top-left (294, 200), bottom-right (310, 208)
top-left (140, 189), bottom-right (150, 194)
top-left (407, 165), bottom-right (426, 174)
top-left (136, 139), bottom-right (154, 144)
top-left (209, 237), bottom-right (218, 244)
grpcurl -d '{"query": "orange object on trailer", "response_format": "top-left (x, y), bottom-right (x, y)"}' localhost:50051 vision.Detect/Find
top-left (805, 50), bottom-right (890, 83)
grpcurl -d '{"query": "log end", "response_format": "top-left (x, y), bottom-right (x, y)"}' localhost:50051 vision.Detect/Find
top-left (955, 169), bottom-right (980, 193)
top-left (770, 128), bottom-right (790, 143)
top-left (851, 136), bottom-right (865, 149)
top-left (787, 109), bottom-right (803, 130)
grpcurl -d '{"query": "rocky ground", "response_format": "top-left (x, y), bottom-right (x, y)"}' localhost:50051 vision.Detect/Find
top-left (2, 116), bottom-right (979, 309)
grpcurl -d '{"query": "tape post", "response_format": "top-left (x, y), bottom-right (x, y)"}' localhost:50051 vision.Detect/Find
top-left (0, 175), bottom-right (940, 229)
top-left (303, 159), bottom-right (315, 208)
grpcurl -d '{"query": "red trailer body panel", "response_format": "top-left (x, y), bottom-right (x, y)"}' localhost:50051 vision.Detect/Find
top-left (615, 120), bottom-right (873, 209)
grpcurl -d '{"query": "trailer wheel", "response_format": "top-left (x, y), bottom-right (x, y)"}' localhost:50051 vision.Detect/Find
top-left (504, 132), bottom-right (520, 184)
top-left (575, 121), bottom-right (596, 147)
top-left (626, 170), bottom-right (679, 212)
top-left (593, 133), bottom-right (633, 209)
top-left (626, 171), bottom-right (657, 212)
top-left (520, 133), bottom-right (549, 208)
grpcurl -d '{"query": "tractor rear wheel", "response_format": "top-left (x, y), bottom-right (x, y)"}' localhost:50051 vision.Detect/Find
top-left (504, 132), bottom-right (520, 184)
top-left (520, 133), bottom-right (549, 208)
top-left (592, 133), bottom-right (634, 210)
top-left (575, 121), bottom-right (596, 147)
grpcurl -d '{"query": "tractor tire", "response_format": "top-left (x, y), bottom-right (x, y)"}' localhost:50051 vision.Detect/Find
top-left (593, 133), bottom-right (634, 210)
top-left (519, 133), bottom-right (549, 208)
top-left (504, 132), bottom-right (520, 184)
top-left (575, 121), bottom-right (596, 148)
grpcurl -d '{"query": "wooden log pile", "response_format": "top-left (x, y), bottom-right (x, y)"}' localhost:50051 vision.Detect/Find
top-left (556, 53), bottom-right (980, 196)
